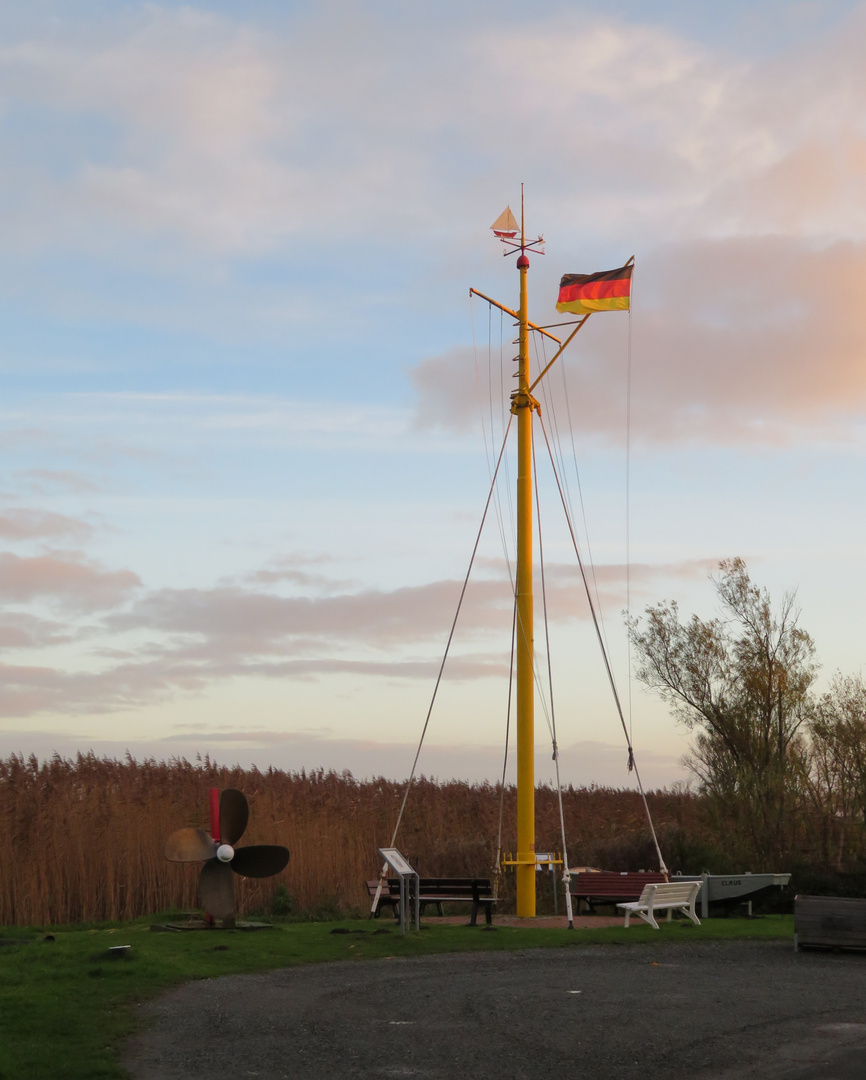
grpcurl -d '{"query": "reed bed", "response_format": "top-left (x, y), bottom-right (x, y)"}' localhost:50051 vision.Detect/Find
top-left (0, 753), bottom-right (700, 926)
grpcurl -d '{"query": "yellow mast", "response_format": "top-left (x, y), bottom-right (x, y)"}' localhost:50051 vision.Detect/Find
top-left (472, 194), bottom-right (633, 916)
top-left (473, 187), bottom-right (590, 917)
top-left (513, 195), bottom-right (536, 917)
top-left (474, 187), bottom-right (549, 917)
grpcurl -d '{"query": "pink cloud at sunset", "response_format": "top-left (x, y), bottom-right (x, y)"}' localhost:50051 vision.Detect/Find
top-left (0, 553), bottom-right (715, 722)
top-left (414, 237), bottom-right (866, 447)
top-left (0, 552), bottom-right (139, 609)
top-left (0, 508), bottom-right (94, 541)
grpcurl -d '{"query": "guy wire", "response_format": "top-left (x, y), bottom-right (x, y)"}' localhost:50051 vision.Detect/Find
top-left (389, 415), bottom-right (514, 848)
top-left (538, 411), bottom-right (668, 876)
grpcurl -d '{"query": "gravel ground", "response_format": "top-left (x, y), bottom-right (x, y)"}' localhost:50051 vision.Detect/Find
top-left (125, 939), bottom-right (866, 1080)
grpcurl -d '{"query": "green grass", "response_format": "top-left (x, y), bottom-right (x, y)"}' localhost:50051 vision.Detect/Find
top-left (0, 913), bottom-right (793, 1079)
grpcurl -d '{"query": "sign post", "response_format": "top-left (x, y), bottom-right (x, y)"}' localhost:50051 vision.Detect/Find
top-left (377, 848), bottom-right (420, 933)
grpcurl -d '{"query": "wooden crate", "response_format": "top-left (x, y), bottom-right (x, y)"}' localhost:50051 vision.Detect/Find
top-left (795, 894), bottom-right (866, 952)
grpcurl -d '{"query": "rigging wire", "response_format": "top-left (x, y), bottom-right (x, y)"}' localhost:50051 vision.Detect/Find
top-left (626, 292), bottom-right (635, 746)
top-left (494, 598), bottom-right (518, 883)
top-left (391, 280), bottom-right (661, 902)
top-left (537, 412), bottom-right (669, 877)
top-left (556, 356), bottom-right (617, 665)
top-left (470, 293), bottom-right (493, 478)
top-left (471, 295), bottom-right (515, 588)
top-left (472, 299), bottom-right (558, 734)
top-left (500, 307), bottom-right (517, 551)
top-left (534, 324), bottom-right (617, 680)
top-left (488, 301), bottom-right (495, 460)
top-left (532, 423), bottom-right (557, 757)
top-left (532, 420), bottom-right (576, 928)
top-left (389, 415), bottom-right (514, 849)
top-left (494, 305), bottom-right (517, 580)
top-left (476, 314), bottom-right (565, 736)
top-left (534, 335), bottom-right (570, 514)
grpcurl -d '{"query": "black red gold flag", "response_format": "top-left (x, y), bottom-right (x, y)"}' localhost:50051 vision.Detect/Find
top-left (556, 262), bottom-right (633, 314)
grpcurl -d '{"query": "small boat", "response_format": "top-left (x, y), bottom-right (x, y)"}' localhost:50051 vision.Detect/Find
top-left (675, 872), bottom-right (792, 917)
top-left (569, 869), bottom-right (791, 918)
top-left (490, 204), bottom-right (519, 239)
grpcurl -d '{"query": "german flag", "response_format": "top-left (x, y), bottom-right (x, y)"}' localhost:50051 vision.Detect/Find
top-left (556, 261), bottom-right (633, 315)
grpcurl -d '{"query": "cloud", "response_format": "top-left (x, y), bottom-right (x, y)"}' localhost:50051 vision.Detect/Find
top-left (0, 727), bottom-right (685, 788)
top-left (629, 238), bottom-right (866, 443)
top-left (0, 656), bottom-right (196, 717)
top-left (413, 236), bottom-right (866, 446)
top-left (0, 551), bottom-right (139, 609)
top-left (0, 8), bottom-right (296, 255)
top-left (0, 650), bottom-right (508, 720)
top-left (55, 392), bottom-right (419, 452)
top-left (241, 552), bottom-right (356, 590)
top-left (1, 1), bottom-right (862, 763)
top-left (19, 469), bottom-right (100, 495)
top-left (1, 3), bottom-right (863, 266)
top-left (0, 555), bottom-right (710, 719)
top-left (0, 612), bottom-right (71, 651)
top-left (410, 346), bottom-right (484, 434)
top-left (110, 577), bottom-right (514, 652)
top-left (0, 507), bottom-right (94, 541)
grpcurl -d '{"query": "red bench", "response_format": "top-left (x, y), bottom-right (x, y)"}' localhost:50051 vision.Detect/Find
top-left (570, 871), bottom-right (668, 914)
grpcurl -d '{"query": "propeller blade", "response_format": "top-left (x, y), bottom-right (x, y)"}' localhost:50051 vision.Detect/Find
top-left (219, 788), bottom-right (249, 845)
top-left (199, 859), bottom-right (235, 919)
top-left (164, 828), bottom-right (217, 863)
top-left (231, 845), bottom-right (290, 879)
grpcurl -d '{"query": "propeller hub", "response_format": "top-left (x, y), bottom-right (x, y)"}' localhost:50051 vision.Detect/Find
top-left (216, 844), bottom-right (235, 863)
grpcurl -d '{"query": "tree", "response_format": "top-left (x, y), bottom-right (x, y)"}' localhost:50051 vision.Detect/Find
top-left (808, 673), bottom-right (866, 868)
top-left (628, 558), bottom-right (817, 862)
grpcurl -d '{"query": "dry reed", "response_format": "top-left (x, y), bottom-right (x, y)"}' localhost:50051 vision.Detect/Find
top-left (0, 753), bottom-right (699, 926)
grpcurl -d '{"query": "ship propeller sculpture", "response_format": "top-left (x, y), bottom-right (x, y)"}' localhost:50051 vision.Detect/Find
top-left (165, 788), bottom-right (290, 922)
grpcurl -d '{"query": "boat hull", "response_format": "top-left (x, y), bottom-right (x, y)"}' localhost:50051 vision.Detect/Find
top-left (676, 873), bottom-right (791, 917)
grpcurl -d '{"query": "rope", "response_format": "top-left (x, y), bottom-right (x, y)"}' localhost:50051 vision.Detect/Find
top-left (626, 283), bottom-right (634, 746)
top-left (537, 412), bottom-right (669, 877)
top-left (492, 308), bottom-right (516, 586)
top-left (555, 345), bottom-right (615, 666)
top-left (494, 597), bottom-right (517, 888)
top-left (389, 414), bottom-right (514, 849)
top-left (471, 296), bottom-right (514, 583)
top-left (532, 422), bottom-right (576, 927)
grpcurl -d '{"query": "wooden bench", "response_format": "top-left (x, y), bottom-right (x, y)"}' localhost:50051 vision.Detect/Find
top-left (366, 880), bottom-right (401, 919)
top-left (795, 895), bottom-right (866, 952)
top-left (570, 871), bottom-right (668, 914)
top-left (618, 880), bottom-right (702, 930)
top-left (368, 877), bottom-right (497, 925)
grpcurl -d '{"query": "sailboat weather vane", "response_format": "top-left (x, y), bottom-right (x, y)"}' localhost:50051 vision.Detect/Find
top-left (490, 199), bottom-right (545, 257)
top-left (470, 184), bottom-right (635, 918)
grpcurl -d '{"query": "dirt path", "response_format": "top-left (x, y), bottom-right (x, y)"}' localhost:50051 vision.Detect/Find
top-left (126, 939), bottom-right (866, 1079)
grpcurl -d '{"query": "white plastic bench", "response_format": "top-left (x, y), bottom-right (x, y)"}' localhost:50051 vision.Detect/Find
top-left (617, 880), bottom-right (702, 930)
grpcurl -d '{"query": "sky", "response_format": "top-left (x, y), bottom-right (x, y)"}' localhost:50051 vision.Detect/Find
top-left (1, 0), bottom-right (865, 791)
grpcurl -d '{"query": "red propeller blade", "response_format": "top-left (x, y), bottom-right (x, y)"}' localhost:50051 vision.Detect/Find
top-left (231, 845), bottom-right (290, 879)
